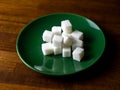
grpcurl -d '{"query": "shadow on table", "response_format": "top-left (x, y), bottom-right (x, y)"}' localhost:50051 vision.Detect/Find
top-left (48, 30), bottom-right (116, 82)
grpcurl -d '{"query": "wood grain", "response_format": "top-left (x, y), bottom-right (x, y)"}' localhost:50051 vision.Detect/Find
top-left (0, 0), bottom-right (120, 90)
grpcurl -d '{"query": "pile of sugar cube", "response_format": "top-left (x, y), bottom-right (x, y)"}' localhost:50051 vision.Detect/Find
top-left (42, 20), bottom-right (84, 62)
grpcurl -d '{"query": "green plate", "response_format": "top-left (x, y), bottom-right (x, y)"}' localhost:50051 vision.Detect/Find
top-left (16, 13), bottom-right (105, 76)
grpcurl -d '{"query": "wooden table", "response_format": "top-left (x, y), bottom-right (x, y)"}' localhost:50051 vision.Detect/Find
top-left (0, 0), bottom-right (120, 90)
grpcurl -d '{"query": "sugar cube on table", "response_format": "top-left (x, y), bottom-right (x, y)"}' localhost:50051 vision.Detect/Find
top-left (72, 47), bottom-right (84, 62)
top-left (62, 47), bottom-right (71, 57)
top-left (72, 39), bottom-right (83, 50)
top-left (71, 30), bottom-right (83, 40)
top-left (63, 35), bottom-right (73, 47)
top-left (61, 20), bottom-right (72, 34)
top-left (52, 26), bottom-right (62, 35)
top-left (53, 46), bottom-right (62, 55)
top-left (42, 43), bottom-right (54, 55)
top-left (42, 30), bottom-right (53, 42)
top-left (52, 35), bottom-right (63, 47)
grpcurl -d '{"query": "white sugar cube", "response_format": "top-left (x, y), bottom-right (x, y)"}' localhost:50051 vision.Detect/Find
top-left (42, 43), bottom-right (53, 55)
top-left (42, 30), bottom-right (53, 42)
top-left (71, 30), bottom-right (83, 40)
top-left (72, 39), bottom-right (83, 50)
top-left (62, 47), bottom-right (71, 57)
top-left (52, 26), bottom-right (62, 35)
top-left (61, 20), bottom-right (72, 34)
top-left (62, 32), bottom-right (71, 38)
top-left (53, 46), bottom-right (62, 55)
top-left (52, 35), bottom-right (63, 47)
top-left (63, 35), bottom-right (73, 47)
top-left (72, 47), bottom-right (84, 62)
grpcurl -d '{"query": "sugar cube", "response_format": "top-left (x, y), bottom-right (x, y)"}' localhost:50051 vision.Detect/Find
top-left (42, 30), bottom-right (53, 42)
top-left (62, 47), bottom-right (71, 57)
top-left (72, 39), bottom-right (83, 50)
top-left (71, 30), bottom-right (83, 40)
top-left (52, 26), bottom-right (62, 35)
top-left (61, 20), bottom-right (72, 34)
top-left (72, 47), bottom-right (84, 62)
top-left (62, 32), bottom-right (71, 38)
top-left (52, 35), bottom-right (63, 47)
top-left (42, 43), bottom-right (54, 55)
top-left (53, 46), bottom-right (62, 55)
top-left (63, 35), bottom-right (73, 47)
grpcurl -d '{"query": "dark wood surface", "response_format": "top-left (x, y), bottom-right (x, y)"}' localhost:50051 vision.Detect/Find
top-left (0, 0), bottom-right (120, 89)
